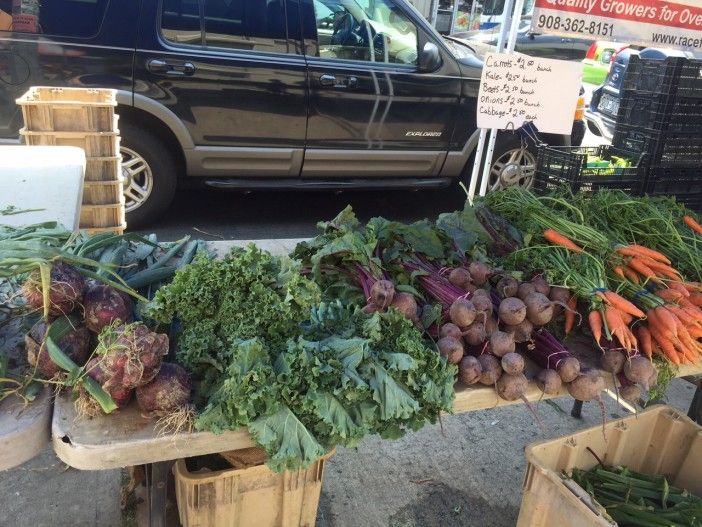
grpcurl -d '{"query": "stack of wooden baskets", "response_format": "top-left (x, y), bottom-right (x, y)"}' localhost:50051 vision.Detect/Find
top-left (16, 87), bottom-right (125, 234)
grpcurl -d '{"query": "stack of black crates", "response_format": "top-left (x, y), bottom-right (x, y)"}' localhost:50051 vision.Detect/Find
top-left (534, 55), bottom-right (702, 210)
top-left (613, 55), bottom-right (702, 211)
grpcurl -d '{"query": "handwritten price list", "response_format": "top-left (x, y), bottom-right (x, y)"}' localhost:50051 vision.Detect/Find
top-left (477, 53), bottom-right (582, 135)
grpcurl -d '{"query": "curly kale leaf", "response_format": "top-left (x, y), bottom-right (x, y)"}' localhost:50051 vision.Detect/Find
top-left (146, 245), bottom-right (320, 372)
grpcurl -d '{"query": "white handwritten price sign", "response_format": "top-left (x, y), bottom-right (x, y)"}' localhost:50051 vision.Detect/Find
top-left (476, 53), bottom-right (583, 135)
top-left (532, 0), bottom-right (702, 52)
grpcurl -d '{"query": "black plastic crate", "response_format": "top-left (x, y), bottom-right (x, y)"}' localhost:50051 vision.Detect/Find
top-left (676, 60), bottom-right (702, 99)
top-left (616, 92), bottom-right (674, 130)
top-left (622, 56), bottom-right (684, 95)
top-left (667, 96), bottom-right (702, 133)
top-left (646, 166), bottom-right (702, 212)
top-left (612, 125), bottom-right (702, 166)
top-left (534, 144), bottom-right (648, 195)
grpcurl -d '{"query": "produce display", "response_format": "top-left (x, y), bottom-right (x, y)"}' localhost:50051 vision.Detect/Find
top-left (3, 186), bottom-right (702, 474)
top-left (570, 465), bottom-right (702, 526)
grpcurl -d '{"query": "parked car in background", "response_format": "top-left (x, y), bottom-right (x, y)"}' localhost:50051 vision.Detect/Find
top-left (0, 0), bottom-right (583, 226)
top-left (453, 19), bottom-right (592, 61)
top-left (581, 41), bottom-right (629, 85)
top-left (585, 47), bottom-right (697, 140)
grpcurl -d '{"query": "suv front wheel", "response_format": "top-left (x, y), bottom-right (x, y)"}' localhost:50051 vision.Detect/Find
top-left (486, 134), bottom-right (537, 191)
top-left (119, 122), bottom-right (177, 228)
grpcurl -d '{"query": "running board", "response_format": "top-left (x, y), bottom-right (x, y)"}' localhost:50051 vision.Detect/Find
top-left (204, 178), bottom-right (453, 190)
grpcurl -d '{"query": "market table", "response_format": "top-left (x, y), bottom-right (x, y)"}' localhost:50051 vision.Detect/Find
top-left (46, 238), bottom-right (702, 526)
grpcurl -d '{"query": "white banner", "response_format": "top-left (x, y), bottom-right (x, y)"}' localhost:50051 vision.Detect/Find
top-left (532, 0), bottom-right (702, 52)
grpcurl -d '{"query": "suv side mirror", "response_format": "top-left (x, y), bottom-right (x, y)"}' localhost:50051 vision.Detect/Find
top-left (418, 42), bottom-right (441, 72)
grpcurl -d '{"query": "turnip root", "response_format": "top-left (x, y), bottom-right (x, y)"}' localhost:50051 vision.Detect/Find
top-left (471, 294), bottom-right (494, 317)
top-left (472, 288), bottom-right (490, 299)
top-left (496, 372), bottom-right (529, 401)
top-left (495, 276), bottom-right (519, 299)
top-left (536, 369), bottom-right (562, 395)
top-left (448, 267), bottom-right (472, 290)
top-left (390, 292), bottom-right (419, 322)
top-left (623, 356), bottom-right (655, 390)
top-left (22, 261), bottom-right (85, 318)
top-left (458, 356), bottom-right (482, 385)
top-left (468, 262), bottom-right (492, 286)
top-left (549, 286), bottom-right (571, 315)
top-left (437, 336), bottom-right (464, 364)
top-left (601, 349), bottom-right (626, 374)
top-left (97, 322), bottom-right (169, 391)
top-left (478, 354), bottom-right (502, 385)
top-left (525, 292), bottom-right (567, 327)
top-left (501, 352), bottom-right (525, 375)
top-left (619, 384), bottom-right (642, 404)
top-left (83, 284), bottom-right (133, 334)
top-left (489, 330), bottom-right (515, 357)
top-left (370, 280), bottom-right (395, 309)
top-left (504, 319), bottom-right (534, 343)
top-left (463, 322), bottom-right (486, 347)
top-left (530, 275), bottom-right (551, 297)
top-left (567, 371), bottom-right (606, 401)
top-left (25, 320), bottom-right (90, 379)
top-left (136, 363), bottom-right (191, 415)
top-left (484, 315), bottom-right (499, 335)
top-left (517, 282), bottom-right (536, 301)
top-left (439, 323), bottom-right (463, 340)
top-left (557, 357), bottom-right (581, 383)
top-left (362, 303), bottom-right (379, 314)
top-left (450, 298), bottom-right (477, 328)
top-left (498, 297), bottom-right (526, 325)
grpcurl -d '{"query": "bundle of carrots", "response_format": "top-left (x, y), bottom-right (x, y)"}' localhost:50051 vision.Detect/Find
top-left (543, 231), bottom-right (702, 367)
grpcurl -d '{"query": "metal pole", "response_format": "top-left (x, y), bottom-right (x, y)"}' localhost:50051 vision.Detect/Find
top-left (466, 0), bottom-right (516, 202)
top-left (450, 0), bottom-right (460, 34)
top-left (478, 0), bottom-right (526, 197)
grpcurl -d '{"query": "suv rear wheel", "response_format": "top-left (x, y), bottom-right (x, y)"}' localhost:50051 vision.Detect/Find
top-left (486, 134), bottom-right (537, 191)
top-left (119, 122), bottom-right (177, 228)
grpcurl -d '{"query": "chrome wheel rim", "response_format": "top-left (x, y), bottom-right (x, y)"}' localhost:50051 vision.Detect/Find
top-left (121, 146), bottom-right (154, 212)
top-left (488, 147), bottom-right (536, 191)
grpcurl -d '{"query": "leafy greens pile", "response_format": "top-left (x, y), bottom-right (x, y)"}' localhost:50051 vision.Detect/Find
top-left (147, 245), bottom-right (456, 472)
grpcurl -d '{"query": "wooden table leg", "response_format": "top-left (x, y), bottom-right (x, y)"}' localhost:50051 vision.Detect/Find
top-left (688, 384), bottom-right (702, 425)
top-left (146, 461), bottom-right (172, 527)
top-left (571, 399), bottom-right (583, 419)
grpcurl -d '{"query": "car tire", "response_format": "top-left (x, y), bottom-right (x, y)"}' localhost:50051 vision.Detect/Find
top-left (484, 133), bottom-right (538, 191)
top-left (119, 122), bottom-right (178, 229)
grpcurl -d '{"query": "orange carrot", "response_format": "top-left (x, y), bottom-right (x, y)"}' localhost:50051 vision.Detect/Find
top-left (689, 292), bottom-right (702, 307)
top-left (651, 331), bottom-right (681, 365)
top-left (668, 281), bottom-right (691, 297)
top-left (680, 301), bottom-right (702, 322)
top-left (627, 258), bottom-right (660, 281)
top-left (656, 288), bottom-right (684, 303)
top-left (667, 305), bottom-right (700, 327)
top-left (605, 307), bottom-right (630, 351)
top-left (636, 326), bottom-right (653, 358)
top-left (622, 267), bottom-right (640, 284)
top-left (683, 215), bottom-right (702, 235)
top-left (564, 296), bottom-right (577, 335)
top-left (647, 309), bottom-right (676, 342)
top-left (543, 229), bottom-right (583, 252)
top-left (617, 245), bottom-right (671, 265)
top-left (638, 259), bottom-right (682, 280)
top-left (654, 307), bottom-right (679, 338)
top-left (620, 311), bottom-right (633, 325)
top-left (683, 282), bottom-right (702, 293)
top-left (613, 266), bottom-right (626, 279)
top-left (589, 310), bottom-right (602, 346)
top-left (603, 291), bottom-right (645, 319)
top-left (687, 325), bottom-right (702, 339)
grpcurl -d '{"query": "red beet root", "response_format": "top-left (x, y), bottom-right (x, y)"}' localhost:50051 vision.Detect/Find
top-left (83, 284), bottom-right (133, 333)
top-left (22, 262), bottom-right (85, 318)
top-left (136, 363), bottom-right (191, 414)
top-left (25, 320), bottom-right (90, 378)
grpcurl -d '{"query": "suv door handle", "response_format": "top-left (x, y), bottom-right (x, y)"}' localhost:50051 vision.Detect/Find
top-left (318, 74), bottom-right (336, 86)
top-left (148, 59), bottom-right (196, 76)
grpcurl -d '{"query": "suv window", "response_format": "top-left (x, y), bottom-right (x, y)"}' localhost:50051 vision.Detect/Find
top-left (312, 0), bottom-right (418, 65)
top-left (161, 0), bottom-right (289, 53)
top-left (0, 0), bottom-right (109, 37)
